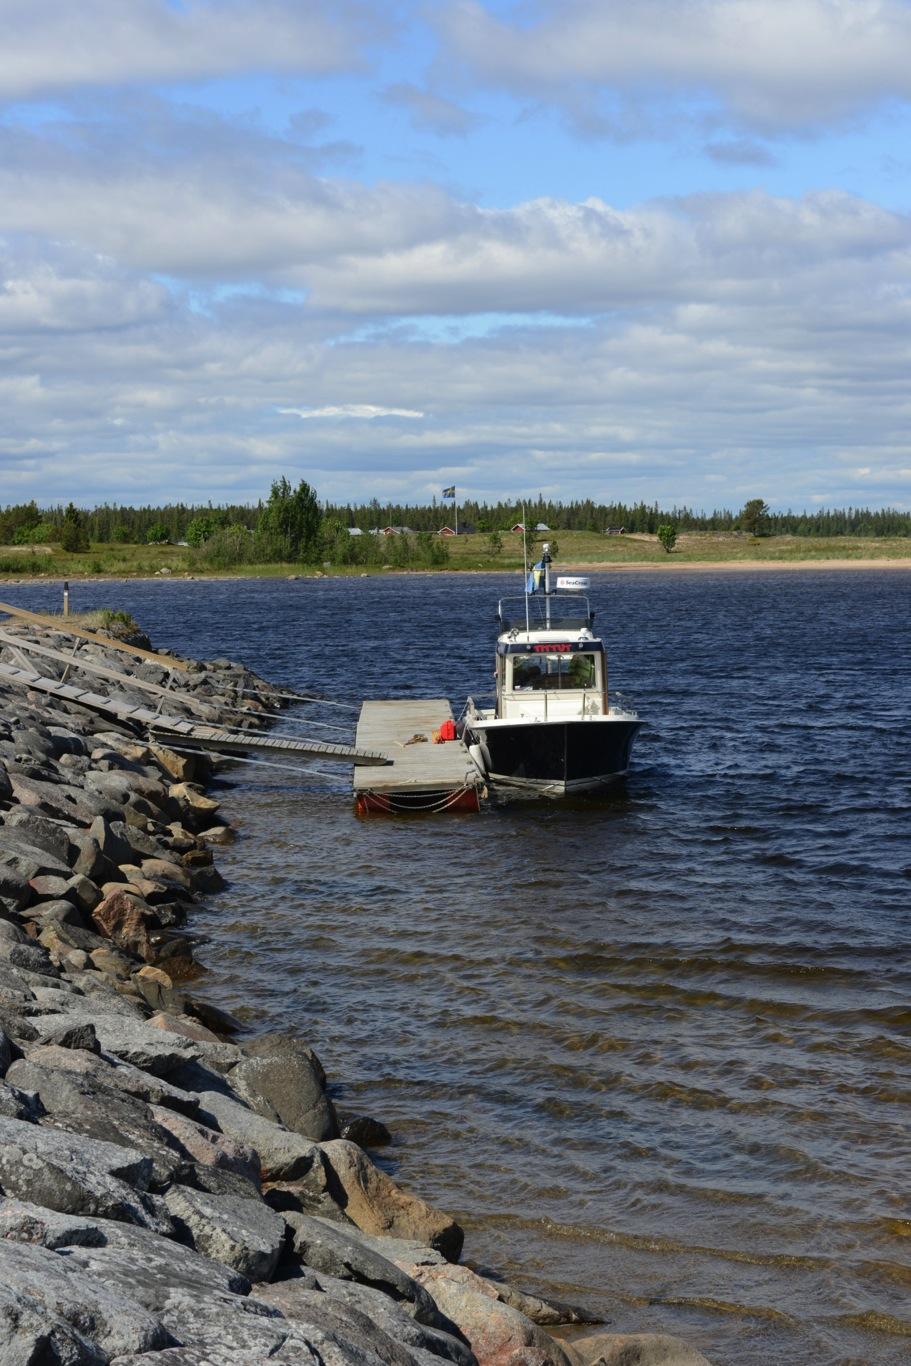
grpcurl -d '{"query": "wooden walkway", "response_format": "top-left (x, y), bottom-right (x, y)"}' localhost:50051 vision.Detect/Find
top-left (0, 661), bottom-right (388, 768)
top-left (352, 699), bottom-right (484, 813)
top-left (0, 600), bottom-right (190, 670)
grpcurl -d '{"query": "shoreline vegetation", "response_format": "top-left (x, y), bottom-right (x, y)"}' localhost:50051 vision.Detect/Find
top-left (2, 529), bottom-right (911, 584)
top-left (1, 485), bottom-right (910, 583)
top-left (0, 615), bottom-right (710, 1364)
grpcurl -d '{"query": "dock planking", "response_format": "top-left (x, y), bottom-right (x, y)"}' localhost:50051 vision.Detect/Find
top-left (352, 699), bottom-right (484, 813)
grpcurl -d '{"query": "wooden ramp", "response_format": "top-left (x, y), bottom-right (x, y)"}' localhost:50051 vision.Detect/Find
top-left (0, 661), bottom-right (388, 769)
top-left (352, 699), bottom-right (484, 814)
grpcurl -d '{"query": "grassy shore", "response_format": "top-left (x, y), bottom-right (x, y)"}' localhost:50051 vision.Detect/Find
top-left (1, 530), bottom-right (911, 581)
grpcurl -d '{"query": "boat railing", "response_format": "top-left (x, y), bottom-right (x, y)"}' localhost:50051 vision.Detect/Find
top-left (497, 593), bottom-right (594, 633)
top-left (462, 692), bottom-right (495, 720)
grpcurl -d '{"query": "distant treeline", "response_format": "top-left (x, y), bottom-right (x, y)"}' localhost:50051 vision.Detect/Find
top-left (1, 496), bottom-right (909, 546)
top-left (329, 499), bottom-right (911, 537)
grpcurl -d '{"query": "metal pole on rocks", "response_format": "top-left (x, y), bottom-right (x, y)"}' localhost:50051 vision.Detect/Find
top-left (63, 581), bottom-right (70, 617)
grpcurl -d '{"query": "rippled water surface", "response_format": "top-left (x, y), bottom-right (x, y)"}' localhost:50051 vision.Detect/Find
top-left (13, 570), bottom-right (911, 1365)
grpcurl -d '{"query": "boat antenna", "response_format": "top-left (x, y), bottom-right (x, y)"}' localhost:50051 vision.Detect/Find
top-left (521, 503), bottom-right (531, 634)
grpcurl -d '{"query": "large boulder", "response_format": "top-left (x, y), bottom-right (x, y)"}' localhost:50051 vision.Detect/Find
top-left (164, 1185), bottom-right (287, 1282)
top-left (0, 1114), bottom-right (170, 1232)
top-left (0, 1238), bottom-right (170, 1362)
top-left (258, 1275), bottom-right (477, 1366)
top-left (2, 808), bottom-right (74, 864)
top-left (408, 1263), bottom-right (574, 1366)
top-left (565, 1333), bottom-right (713, 1366)
top-left (91, 888), bottom-right (165, 961)
top-left (0, 827), bottom-right (72, 880)
top-left (195, 1087), bottom-right (329, 1184)
top-left (231, 1033), bottom-right (339, 1142)
top-left (89, 814), bottom-right (136, 870)
top-left (320, 1140), bottom-right (463, 1261)
top-left (284, 1212), bottom-right (445, 1325)
top-left (150, 1103), bottom-right (260, 1184)
top-left (5, 1057), bottom-right (188, 1187)
top-left (27, 1010), bottom-right (199, 1076)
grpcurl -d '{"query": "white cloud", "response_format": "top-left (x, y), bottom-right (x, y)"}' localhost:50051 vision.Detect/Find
top-left (381, 83), bottom-right (482, 138)
top-left (1, 82), bottom-right (910, 509)
top-left (278, 404), bottom-right (425, 419)
top-left (0, 0), bottom-right (378, 99)
top-left (436, 1), bottom-right (911, 136)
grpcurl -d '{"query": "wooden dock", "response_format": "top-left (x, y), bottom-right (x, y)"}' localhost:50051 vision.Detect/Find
top-left (352, 699), bottom-right (485, 814)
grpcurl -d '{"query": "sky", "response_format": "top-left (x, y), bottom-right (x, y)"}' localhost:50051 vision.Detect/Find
top-left (1, 1), bottom-right (910, 514)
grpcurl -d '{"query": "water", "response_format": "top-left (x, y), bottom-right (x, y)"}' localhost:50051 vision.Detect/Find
top-left (10, 570), bottom-right (911, 1365)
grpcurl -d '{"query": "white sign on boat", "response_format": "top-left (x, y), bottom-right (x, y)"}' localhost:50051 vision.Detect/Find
top-left (556, 576), bottom-right (590, 591)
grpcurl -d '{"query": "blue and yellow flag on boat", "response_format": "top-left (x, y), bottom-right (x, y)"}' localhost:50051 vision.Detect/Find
top-left (526, 558), bottom-right (545, 594)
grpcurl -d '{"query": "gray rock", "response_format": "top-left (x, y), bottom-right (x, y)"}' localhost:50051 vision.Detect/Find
top-left (0, 827), bottom-right (72, 878)
top-left (0, 1238), bottom-right (170, 1362)
top-left (165, 1185), bottom-right (287, 1282)
top-left (6, 940), bottom-right (57, 976)
top-left (49, 917), bottom-right (111, 952)
top-left (22, 896), bottom-right (86, 929)
top-left (7, 1057), bottom-right (188, 1188)
top-left (0, 1080), bottom-right (44, 1120)
top-left (0, 864), bottom-right (31, 911)
top-left (313, 1223), bottom-right (447, 1271)
top-left (11, 771), bottom-right (113, 822)
top-left (28, 872), bottom-right (73, 900)
top-left (24, 1042), bottom-right (202, 1116)
top-left (231, 1038), bottom-right (339, 1143)
top-left (284, 1212), bottom-right (446, 1328)
top-left (2, 807), bottom-right (74, 863)
top-left (28, 1009), bottom-right (200, 1075)
top-left (0, 1197), bottom-right (249, 1294)
top-left (109, 1352), bottom-right (275, 1365)
top-left (70, 830), bottom-right (115, 882)
top-left (259, 1276), bottom-right (476, 1366)
top-left (90, 814), bottom-right (136, 869)
top-left (48, 726), bottom-right (88, 757)
top-left (65, 873), bottom-right (103, 911)
top-left (36, 1019), bottom-right (100, 1051)
top-left (150, 1104), bottom-right (261, 1185)
top-left (342, 1115), bottom-right (393, 1148)
top-left (195, 1087), bottom-right (328, 1183)
top-left (0, 1113), bottom-right (169, 1231)
top-left (87, 769), bottom-right (170, 809)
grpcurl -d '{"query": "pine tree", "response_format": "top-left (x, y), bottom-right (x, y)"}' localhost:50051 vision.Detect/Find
top-left (60, 502), bottom-right (89, 553)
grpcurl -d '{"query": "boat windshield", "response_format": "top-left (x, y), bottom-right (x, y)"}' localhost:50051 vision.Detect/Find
top-left (511, 651), bottom-right (598, 691)
top-left (498, 594), bottom-right (593, 632)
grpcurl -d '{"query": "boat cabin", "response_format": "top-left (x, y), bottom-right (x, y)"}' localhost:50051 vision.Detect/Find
top-left (494, 594), bottom-right (608, 719)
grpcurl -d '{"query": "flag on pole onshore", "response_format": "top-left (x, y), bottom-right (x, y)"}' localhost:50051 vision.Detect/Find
top-left (442, 485), bottom-right (455, 498)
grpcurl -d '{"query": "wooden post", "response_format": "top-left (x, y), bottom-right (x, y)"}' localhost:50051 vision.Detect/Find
top-left (63, 581), bottom-right (69, 617)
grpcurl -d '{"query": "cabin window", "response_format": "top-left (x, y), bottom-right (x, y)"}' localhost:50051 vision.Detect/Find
top-left (510, 652), bottom-right (598, 690)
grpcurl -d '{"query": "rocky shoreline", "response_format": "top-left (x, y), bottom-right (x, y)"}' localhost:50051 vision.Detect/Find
top-left (0, 617), bottom-right (710, 1365)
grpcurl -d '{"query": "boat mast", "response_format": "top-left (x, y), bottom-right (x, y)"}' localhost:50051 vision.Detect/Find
top-left (522, 505), bottom-right (531, 635)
